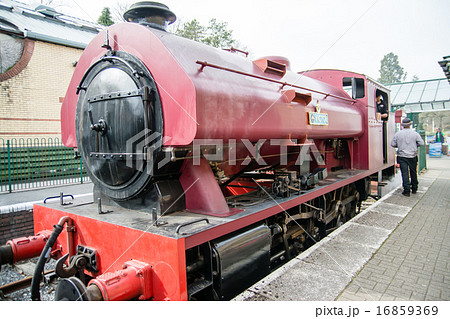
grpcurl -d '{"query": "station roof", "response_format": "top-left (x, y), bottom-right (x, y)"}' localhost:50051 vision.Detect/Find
top-left (0, 0), bottom-right (100, 49)
top-left (385, 78), bottom-right (450, 113)
top-left (438, 55), bottom-right (450, 83)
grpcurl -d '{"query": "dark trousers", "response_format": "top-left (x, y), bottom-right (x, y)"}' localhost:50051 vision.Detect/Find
top-left (382, 122), bottom-right (387, 163)
top-left (397, 156), bottom-right (418, 193)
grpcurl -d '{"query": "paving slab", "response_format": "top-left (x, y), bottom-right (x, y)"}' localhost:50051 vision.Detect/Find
top-left (235, 157), bottom-right (448, 301)
top-left (352, 210), bottom-right (404, 232)
top-left (244, 260), bottom-right (350, 301)
top-left (329, 223), bottom-right (390, 248)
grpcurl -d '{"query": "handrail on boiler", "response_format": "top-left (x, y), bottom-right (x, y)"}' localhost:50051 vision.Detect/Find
top-left (196, 60), bottom-right (357, 104)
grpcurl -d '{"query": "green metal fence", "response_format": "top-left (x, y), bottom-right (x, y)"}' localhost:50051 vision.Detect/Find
top-left (0, 138), bottom-right (88, 193)
top-left (418, 131), bottom-right (427, 173)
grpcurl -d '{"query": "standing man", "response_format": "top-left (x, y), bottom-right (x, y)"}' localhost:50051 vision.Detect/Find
top-left (391, 118), bottom-right (424, 196)
top-left (435, 128), bottom-right (444, 143)
top-left (376, 93), bottom-right (389, 121)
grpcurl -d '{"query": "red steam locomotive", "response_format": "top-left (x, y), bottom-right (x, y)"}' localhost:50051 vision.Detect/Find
top-left (0, 2), bottom-right (395, 300)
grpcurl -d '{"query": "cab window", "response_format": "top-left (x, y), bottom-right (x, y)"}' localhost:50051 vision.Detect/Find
top-left (343, 77), bottom-right (365, 99)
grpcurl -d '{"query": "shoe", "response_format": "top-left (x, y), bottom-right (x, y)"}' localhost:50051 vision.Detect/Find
top-left (412, 189), bottom-right (417, 194)
top-left (402, 191), bottom-right (410, 197)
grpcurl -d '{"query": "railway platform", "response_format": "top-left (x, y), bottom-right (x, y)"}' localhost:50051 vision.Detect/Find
top-left (235, 156), bottom-right (450, 301)
top-left (0, 182), bottom-right (93, 213)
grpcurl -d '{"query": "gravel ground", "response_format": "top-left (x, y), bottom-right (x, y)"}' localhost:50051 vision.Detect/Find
top-left (1, 259), bottom-right (58, 301)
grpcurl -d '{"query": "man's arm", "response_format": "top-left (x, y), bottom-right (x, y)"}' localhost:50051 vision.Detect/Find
top-left (377, 104), bottom-right (389, 119)
top-left (391, 134), bottom-right (398, 148)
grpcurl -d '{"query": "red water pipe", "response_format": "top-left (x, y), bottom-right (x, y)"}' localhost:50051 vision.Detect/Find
top-left (88, 260), bottom-right (153, 301)
top-left (6, 230), bottom-right (53, 263)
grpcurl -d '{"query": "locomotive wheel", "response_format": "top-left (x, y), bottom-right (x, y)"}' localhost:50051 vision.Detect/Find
top-left (328, 200), bottom-right (346, 229)
top-left (55, 277), bottom-right (89, 301)
top-left (336, 205), bottom-right (346, 227)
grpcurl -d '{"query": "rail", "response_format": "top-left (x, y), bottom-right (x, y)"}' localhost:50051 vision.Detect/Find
top-left (0, 269), bottom-right (55, 297)
top-left (196, 61), bottom-right (357, 104)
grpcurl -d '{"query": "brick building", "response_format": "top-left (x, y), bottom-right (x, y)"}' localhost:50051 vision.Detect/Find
top-left (0, 0), bottom-right (100, 140)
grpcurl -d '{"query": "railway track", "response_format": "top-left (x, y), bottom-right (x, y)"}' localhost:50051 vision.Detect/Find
top-left (0, 259), bottom-right (57, 301)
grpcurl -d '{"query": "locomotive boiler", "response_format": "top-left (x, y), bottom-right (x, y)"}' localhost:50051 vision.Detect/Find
top-left (0, 2), bottom-right (396, 301)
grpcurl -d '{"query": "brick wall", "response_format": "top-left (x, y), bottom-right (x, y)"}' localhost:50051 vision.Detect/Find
top-left (0, 210), bottom-right (34, 245)
top-left (0, 40), bottom-right (83, 141)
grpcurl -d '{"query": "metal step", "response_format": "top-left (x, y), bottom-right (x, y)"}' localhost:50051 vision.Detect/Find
top-left (188, 279), bottom-right (213, 296)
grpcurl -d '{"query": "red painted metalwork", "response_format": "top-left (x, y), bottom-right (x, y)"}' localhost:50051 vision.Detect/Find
top-left (6, 230), bottom-right (52, 263)
top-left (61, 23), bottom-right (197, 147)
top-left (33, 205), bottom-right (188, 301)
top-left (196, 60), bottom-right (355, 103)
top-left (253, 57), bottom-right (287, 76)
top-left (88, 260), bottom-right (153, 301)
top-left (395, 109), bottom-right (403, 123)
top-left (281, 89), bottom-right (312, 104)
top-left (222, 46), bottom-right (249, 57)
top-left (180, 158), bottom-right (241, 216)
top-left (301, 69), bottom-right (395, 170)
top-left (63, 23), bottom-right (364, 149)
top-left (223, 181), bottom-right (260, 196)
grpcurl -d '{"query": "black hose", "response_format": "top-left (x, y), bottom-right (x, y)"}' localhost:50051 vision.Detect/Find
top-left (31, 223), bottom-right (64, 301)
top-left (0, 244), bottom-right (14, 271)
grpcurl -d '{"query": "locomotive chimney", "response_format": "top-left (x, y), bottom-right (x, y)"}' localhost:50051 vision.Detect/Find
top-left (123, 1), bottom-right (176, 31)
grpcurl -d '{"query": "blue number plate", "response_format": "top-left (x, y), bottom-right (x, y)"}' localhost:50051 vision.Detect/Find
top-left (308, 112), bottom-right (329, 125)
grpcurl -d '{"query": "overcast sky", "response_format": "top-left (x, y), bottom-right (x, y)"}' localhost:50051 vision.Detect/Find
top-left (28, 0), bottom-right (450, 82)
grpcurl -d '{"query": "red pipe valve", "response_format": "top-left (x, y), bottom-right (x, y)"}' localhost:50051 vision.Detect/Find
top-left (88, 260), bottom-right (153, 301)
top-left (6, 230), bottom-right (53, 263)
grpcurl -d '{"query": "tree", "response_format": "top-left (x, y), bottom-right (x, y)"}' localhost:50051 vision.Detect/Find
top-left (111, 2), bottom-right (130, 23)
top-left (176, 18), bottom-right (236, 48)
top-left (98, 7), bottom-right (114, 26)
top-left (175, 19), bottom-right (205, 42)
top-left (203, 19), bottom-right (234, 48)
top-left (419, 111), bottom-right (450, 134)
top-left (378, 52), bottom-right (406, 84)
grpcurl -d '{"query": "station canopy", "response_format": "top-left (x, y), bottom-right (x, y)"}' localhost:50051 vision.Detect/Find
top-left (385, 78), bottom-right (450, 113)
